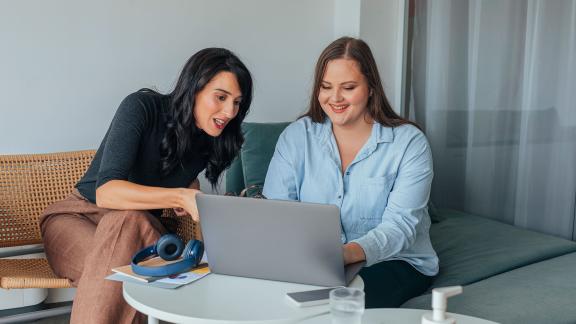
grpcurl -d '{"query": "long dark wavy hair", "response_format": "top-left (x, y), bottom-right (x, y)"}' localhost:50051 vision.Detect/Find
top-left (304, 37), bottom-right (419, 129)
top-left (158, 48), bottom-right (252, 188)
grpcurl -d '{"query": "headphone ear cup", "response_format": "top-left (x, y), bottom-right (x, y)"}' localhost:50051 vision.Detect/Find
top-left (156, 234), bottom-right (184, 261)
top-left (183, 239), bottom-right (204, 267)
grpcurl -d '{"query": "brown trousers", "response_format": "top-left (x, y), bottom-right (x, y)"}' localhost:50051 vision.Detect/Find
top-left (40, 189), bottom-right (167, 324)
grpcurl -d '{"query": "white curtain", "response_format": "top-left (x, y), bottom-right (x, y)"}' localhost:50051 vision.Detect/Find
top-left (410, 0), bottom-right (576, 240)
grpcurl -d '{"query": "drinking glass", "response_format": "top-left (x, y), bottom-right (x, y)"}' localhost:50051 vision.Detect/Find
top-left (329, 287), bottom-right (365, 324)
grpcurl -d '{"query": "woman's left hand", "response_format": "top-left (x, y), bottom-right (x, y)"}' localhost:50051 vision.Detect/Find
top-left (179, 188), bottom-right (202, 222)
top-left (343, 242), bottom-right (367, 265)
top-left (175, 179), bottom-right (200, 219)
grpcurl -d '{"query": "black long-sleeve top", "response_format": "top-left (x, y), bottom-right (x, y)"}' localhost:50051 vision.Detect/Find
top-left (76, 90), bottom-right (211, 214)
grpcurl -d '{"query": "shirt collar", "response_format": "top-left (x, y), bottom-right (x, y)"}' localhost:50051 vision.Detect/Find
top-left (374, 122), bottom-right (394, 143)
top-left (316, 118), bottom-right (395, 145)
top-left (318, 117), bottom-right (333, 146)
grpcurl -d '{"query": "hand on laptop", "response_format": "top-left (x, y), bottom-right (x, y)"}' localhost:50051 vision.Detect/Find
top-left (343, 242), bottom-right (366, 265)
top-left (179, 188), bottom-right (202, 222)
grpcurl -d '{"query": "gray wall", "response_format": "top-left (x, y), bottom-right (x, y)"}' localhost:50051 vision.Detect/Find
top-left (0, 0), bottom-right (405, 191)
top-left (0, 0), bottom-right (334, 154)
top-left (360, 0), bottom-right (406, 113)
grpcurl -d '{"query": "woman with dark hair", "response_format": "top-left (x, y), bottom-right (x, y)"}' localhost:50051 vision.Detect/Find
top-left (263, 37), bottom-right (438, 307)
top-left (40, 48), bottom-right (252, 323)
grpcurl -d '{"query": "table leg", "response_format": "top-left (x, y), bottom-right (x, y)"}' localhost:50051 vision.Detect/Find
top-left (147, 315), bottom-right (159, 324)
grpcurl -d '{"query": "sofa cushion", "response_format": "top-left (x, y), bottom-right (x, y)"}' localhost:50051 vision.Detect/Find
top-left (239, 122), bottom-right (290, 195)
top-left (428, 201), bottom-right (446, 223)
top-left (428, 209), bottom-right (576, 288)
top-left (402, 252), bottom-right (576, 324)
top-left (225, 156), bottom-right (245, 195)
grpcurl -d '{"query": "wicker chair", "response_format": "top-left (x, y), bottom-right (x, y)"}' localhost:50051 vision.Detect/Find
top-left (0, 150), bottom-right (199, 319)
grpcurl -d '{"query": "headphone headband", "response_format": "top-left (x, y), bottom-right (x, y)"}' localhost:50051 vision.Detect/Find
top-left (131, 235), bottom-right (204, 277)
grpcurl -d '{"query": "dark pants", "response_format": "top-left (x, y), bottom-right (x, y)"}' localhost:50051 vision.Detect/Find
top-left (359, 260), bottom-right (433, 308)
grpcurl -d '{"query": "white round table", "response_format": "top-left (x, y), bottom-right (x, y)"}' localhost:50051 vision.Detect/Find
top-left (123, 273), bottom-right (364, 324)
top-left (299, 308), bottom-right (499, 324)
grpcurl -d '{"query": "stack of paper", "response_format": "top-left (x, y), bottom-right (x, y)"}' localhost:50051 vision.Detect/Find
top-left (106, 257), bottom-right (210, 289)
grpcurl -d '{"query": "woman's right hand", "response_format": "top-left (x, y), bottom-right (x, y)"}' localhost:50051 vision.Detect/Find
top-left (180, 188), bottom-right (202, 222)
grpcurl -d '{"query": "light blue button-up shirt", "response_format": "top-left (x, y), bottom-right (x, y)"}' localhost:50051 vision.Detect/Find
top-left (263, 117), bottom-right (439, 276)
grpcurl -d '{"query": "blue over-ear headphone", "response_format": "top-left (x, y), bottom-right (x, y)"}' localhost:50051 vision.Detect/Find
top-left (131, 233), bottom-right (204, 277)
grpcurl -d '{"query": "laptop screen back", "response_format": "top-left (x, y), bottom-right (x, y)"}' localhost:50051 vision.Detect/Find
top-left (196, 194), bottom-right (348, 287)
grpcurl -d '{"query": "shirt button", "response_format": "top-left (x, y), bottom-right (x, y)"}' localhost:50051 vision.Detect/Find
top-left (338, 195), bottom-right (342, 199)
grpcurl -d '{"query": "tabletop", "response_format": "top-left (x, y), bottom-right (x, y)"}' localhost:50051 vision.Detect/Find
top-left (299, 308), bottom-right (499, 324)
top-left (123, 273), bottom-right (364, 324)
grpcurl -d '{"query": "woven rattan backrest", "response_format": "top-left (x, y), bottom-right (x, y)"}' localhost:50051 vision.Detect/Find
top-left (160, 209), bottom-right (200, 243)
top-left (0, 150), bottom-right (95, 248)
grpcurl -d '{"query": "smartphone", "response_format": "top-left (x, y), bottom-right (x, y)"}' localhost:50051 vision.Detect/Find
top-left (285, 287), bottom-right (342, 307)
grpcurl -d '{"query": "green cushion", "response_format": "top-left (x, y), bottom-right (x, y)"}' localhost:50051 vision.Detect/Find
top-left (402, 252), bottom-right (576, 324)
top-left (428, 201), bottom-right (446, 223)
top-left (427, 209), bottom-right (576, 289)
top-left (225, 156), bottom-right (245, 195)
top-left (239, 122), bottom-right (290, 194)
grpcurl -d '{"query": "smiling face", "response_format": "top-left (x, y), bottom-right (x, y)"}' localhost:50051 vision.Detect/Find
top-left (193, 71), bottom-right (243, 137)
top-left (318, 58), bottom-right (371, 129)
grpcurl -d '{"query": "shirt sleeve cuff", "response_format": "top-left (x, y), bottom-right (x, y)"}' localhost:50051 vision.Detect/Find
top-left (351, 234), bottom-right (386, 267)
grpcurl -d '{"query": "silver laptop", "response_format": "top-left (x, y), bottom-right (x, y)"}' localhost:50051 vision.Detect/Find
top-left (196, 194), bottom-right (364, 287)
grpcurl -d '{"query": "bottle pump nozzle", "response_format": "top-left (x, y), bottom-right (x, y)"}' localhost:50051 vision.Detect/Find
top-left (421, 286), bottom-right (463, 324)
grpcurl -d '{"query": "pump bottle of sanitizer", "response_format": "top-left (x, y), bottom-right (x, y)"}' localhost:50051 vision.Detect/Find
top-left (421, 286), bottom-right (463, 324)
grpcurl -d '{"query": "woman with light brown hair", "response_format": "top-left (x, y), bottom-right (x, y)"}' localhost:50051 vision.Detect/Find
top-left (263, 37), bottom-right (438, 307)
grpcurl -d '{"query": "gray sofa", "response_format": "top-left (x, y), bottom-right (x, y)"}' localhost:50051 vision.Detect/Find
top-left (225, 122), bottom-right (576, 324)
